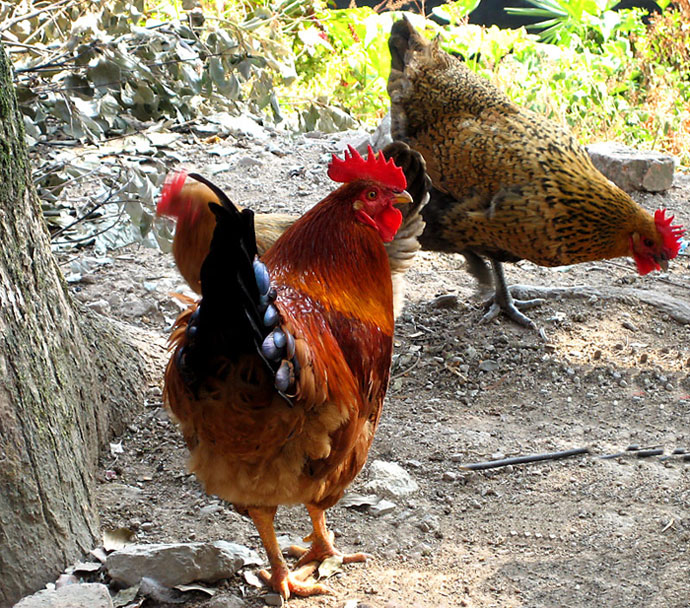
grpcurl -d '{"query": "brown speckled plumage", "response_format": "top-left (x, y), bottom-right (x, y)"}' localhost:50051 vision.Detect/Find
top-left (388, 18), bottom-right (671, 291)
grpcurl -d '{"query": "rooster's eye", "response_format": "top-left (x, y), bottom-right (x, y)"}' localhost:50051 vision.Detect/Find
top-left (366, 190), bottom-right (377, 200)
top-left (644, 238), bottom-right (654, 248)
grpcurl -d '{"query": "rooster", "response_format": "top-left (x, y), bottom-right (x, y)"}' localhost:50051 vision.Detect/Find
top-left (158, 142), bottom-right (429, 320)
top-left (158, 147), bottom-right (412, 598)
top-left (388, 18), bottom-right (685, 328)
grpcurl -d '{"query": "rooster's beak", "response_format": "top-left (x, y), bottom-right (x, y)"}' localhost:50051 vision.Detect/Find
top-left (658, 258), bottom-right (669, 272)
top-left (395, 190), bottom-right (413, 206)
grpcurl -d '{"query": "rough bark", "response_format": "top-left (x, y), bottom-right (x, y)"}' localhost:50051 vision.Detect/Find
top-left (0, 42), bottom-right (147, 606)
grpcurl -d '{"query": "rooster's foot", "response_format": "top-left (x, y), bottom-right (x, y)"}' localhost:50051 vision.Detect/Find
top-left (258, 566), bottom-right (331, 599)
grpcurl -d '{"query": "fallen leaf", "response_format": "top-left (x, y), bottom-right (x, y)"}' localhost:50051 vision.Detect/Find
top-left (103, 527), bottom-right (136, 552)
top-left (317, 554), bottom-right (344, 580)
top-left (175, 583), bottom-right (217, 596)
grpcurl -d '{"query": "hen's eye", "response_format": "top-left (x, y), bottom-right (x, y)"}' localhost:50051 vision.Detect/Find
top-left (366, 190), bottom-right (377, 200)
top-left (644, 238), bottom-right (654, 248)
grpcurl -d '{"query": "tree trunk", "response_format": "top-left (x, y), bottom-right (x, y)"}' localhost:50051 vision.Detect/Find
top-left (0, 42), bottom-right (147, 607)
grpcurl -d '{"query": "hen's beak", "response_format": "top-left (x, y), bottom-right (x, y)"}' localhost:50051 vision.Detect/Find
top-left (658, 258), bottom-right (669, 272)
top-left (394, 190), bottom-right (413, 206)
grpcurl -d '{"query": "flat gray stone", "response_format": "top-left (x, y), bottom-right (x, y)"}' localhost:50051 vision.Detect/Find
top-left (586, 141), bottom-right (675, 192)
top-left (14, 583), bottom-right (113, 608)
top-left (106, 541), bottom-right (261, 588)
top-left (363, 460), bottom-right (419, 499)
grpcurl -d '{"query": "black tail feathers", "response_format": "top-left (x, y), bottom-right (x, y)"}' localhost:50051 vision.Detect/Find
top-left (176, 175), bottom-right (297, 403)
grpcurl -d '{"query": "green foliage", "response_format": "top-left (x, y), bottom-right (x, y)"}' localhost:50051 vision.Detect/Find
top-left (427, 2), bottom-right (688, 164)
top-left (505, 0), bottom-right (645, 47)
top-left (286, 7), bottom-right (396, 129)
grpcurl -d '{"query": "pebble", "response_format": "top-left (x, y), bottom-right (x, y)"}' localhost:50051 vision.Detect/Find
top-left (263, 593), bottom-right (284, 606)
top-left (207, 595), bottom-right (247, 608)
top-left (236, 156), bottom-right (263, 168)
top-left (87, 299), bottom-right (111, 315)
top-left (369, 499), bottom-right (396, 517)
top-left (430, 294), bottom-right (458, 309)
top-left (478, 359), bottom-right (499, 372)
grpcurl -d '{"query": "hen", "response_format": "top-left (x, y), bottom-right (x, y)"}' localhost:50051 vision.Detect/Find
top-left (159, 147), bottom-right (412, 598)
top-left (157, 142), bottom-right (430, 319)
top-left (388, 18), bottom-right (685, 328)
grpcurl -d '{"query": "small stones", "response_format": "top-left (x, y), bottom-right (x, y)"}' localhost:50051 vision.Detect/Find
top-left (622, 320), bottom-right (638, 332)
top-left (363, 460), bottom-right (419, 499)
top-left (263, 593), bottom-right (284, 606)
top-left (368, 499), bottom-right (396, 517)
top-left (478, 359), bottom-right (498, 372)
top-left (429, 294), bottom-right (458, 309)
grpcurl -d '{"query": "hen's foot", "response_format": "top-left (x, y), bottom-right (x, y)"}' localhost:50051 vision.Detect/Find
top-left (258, 565), bottom-right (331, 598)
top-left (481, 259), bottom-right (547, 335)
top-left (288, 535), bottom-right (369, 569)
top-left (481, 293), bottom-right (545, 329)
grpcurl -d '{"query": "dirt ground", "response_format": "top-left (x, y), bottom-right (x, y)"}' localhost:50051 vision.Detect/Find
top-left (56, 128), bottom-right (690, 608)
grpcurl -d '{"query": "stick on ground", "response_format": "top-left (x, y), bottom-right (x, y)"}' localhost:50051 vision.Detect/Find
top-left (459, 447), bottom-right (590, 471)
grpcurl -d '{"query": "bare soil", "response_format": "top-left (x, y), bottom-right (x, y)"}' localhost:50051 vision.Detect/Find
top-left (58, 129), bottom-right (690, 608)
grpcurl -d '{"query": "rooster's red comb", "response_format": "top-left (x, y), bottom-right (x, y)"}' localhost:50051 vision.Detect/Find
top-left (328, 145), bottom-right (406, 191)
top-left (157, 170), bottom-right (189, 217)
top-left (654, 209), bottom-right (685, 258)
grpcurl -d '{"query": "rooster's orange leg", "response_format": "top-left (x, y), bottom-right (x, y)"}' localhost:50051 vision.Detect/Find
top-left (248, 506), bottom-right (331, 599)
top-left (289, 505), bottom-right (370, 569)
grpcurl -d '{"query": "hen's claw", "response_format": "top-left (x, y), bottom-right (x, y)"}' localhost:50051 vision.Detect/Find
top-left (288, 542), bottom-right (370, 569)
top-left (480, 296), bottom-right (545, 328)
top-left (481, 259), bottom-right (545, 330)
top-left (258, 567), bottom-right (331, 598)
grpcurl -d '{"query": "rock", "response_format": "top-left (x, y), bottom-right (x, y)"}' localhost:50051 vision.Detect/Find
top-left (236, 156), bottom-right (263, 168)
top-left (478, 359), bottom-right (499, 372)
top-left (363, 460), bottom-right (419, 499)
top-left (207, 594), bottom-right (247, 608)
top-left (121, 299), bottom-right (157, 318)
top-left (586, 141), bottom-right (675, 192)
top-left (416, 514), bottom-right (440, 534)
top-left (368, 499), bottom-right (397, 517)
top-left (14, 583), bottom-right (113, 608)
top-left (106, 541), bottom-right (261, 588)
top-left (263, 593), bottom-right (284, 606)
top-left (429, 294), bottom-right (458, 309)
top-left (86, 299), bottom-right (111, 315)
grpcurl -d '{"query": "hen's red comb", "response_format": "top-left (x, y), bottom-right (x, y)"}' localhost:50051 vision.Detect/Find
top-left (157, 170), bottom-right (189, 217)
top-left (328, 145), bottom-right (407, 191)
top-left (654, 209), bottom-right (685, 258)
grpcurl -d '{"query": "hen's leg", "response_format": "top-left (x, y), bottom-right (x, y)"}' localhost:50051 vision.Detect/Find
top-left (248, 506), bottom-right (330, 599)
top-left (482, 259), bottom-right (545, 329)
top-left (289, 505), bottom-right (369, 569)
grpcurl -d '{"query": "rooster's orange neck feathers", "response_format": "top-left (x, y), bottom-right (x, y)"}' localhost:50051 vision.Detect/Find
top-left (263, 187), bottom-right (394, 334)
